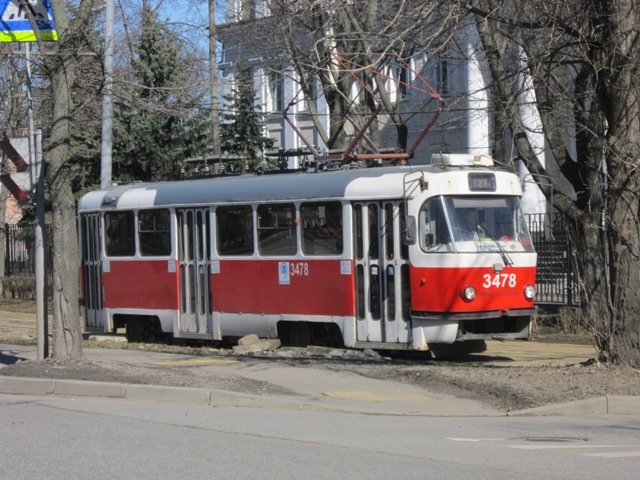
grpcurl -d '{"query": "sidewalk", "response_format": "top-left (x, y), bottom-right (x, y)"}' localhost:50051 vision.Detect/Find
top-left (476, 339), bottom-right (597, 367)
top-left (1, 342), bottom-right (500, 416)
top-left (2, 340), bottom-right (638, 417)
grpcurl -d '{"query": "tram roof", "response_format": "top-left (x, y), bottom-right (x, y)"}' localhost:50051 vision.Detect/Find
top-left (78, 165), bottom-right (514, 211)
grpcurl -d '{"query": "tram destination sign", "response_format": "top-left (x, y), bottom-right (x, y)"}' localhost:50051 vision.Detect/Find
top-left (468, 172), bottom-right (496, 192)
top-left (0, 0), bottom-right (57, 43)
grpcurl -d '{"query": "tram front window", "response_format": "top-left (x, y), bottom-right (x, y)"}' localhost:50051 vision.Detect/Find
top-left (419, 196), bottom-right (533, 253)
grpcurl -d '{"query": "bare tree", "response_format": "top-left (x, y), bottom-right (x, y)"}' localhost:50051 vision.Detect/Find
top-left (226, 0), bottom-right (640, 363)
top-left (253, 1), bottom-right (451, 154)
top-left (0, 48), bottom-right (28, 296)
top-left (468, 0), bottom-right (640, 364)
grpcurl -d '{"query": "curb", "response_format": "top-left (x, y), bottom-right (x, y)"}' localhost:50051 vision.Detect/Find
top-left (2, 375), bottom-right (638, 416)
top-left (0, 376), bottom-right (304, 411)
top-left (0, 375), bottom-right (499, 416)
top-left (508, 395), bottom-right (640, 416)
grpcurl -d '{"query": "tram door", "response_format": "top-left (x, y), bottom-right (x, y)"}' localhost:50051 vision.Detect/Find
top-left (177, 209), bottom-right (212, 335)
top-left (353, 202), bottom-right (411, 344)
top-left (80, 213), bottom-right (104, 329)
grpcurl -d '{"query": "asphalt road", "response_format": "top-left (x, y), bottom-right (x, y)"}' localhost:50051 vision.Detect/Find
top-left (2, 393), bottom-right (639, 480)
top-left (2, 310), bottom-right (639, 478)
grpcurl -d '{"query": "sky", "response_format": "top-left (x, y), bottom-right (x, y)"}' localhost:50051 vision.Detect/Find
top-left (112, 0), bottom-right (229, 54)
top-left (157, 0), bottom-right (229, 46)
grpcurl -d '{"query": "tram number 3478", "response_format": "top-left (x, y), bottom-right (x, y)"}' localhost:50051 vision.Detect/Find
top-left (289, 262), bottom-right (310, 277)
top-left (482, 273), bottom-right (517, 289)
top-left (279, 261), bottom-right (310, 285)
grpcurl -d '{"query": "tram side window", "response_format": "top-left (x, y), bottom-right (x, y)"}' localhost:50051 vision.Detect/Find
top-left (301, 202), bottom-right (343, 255)
top-left (419, 198), bottom-right (453, 252)
top-left (139, 209), bottom-right (171, 256)
top-left (258, 203), bottom-right (297, 256)
top-left (217, 205), bottom-right (254, 256)
top-left (105, 211), bottom-right (135, 257)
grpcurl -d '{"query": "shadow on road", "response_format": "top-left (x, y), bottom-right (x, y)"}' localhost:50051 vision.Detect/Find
top-left (0, 350), bottom-right (27, 366)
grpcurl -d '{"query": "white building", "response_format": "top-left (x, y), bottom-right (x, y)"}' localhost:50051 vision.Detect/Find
top-left (218, 1), bottom-right (553, 214)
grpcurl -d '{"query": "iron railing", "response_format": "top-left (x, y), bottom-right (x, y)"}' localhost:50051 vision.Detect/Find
top-left (2, 223), bottom-right (53, 278)
top-left (526, 213), bottom-right (581, 307)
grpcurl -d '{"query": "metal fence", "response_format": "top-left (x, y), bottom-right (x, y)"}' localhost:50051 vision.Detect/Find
top-left (3, 223), bottom-right (53, 278)
top-left (526, 213), bottom-right (582, 307)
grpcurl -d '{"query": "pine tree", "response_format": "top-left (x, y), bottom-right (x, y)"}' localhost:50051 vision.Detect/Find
top-left (221, 77), bottom-right (274, 172)
top-left (113, 3), bottom-right (209, 182)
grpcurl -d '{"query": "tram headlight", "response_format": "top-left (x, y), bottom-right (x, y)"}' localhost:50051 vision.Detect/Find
top-left (462, 286), bottom-right (476, 302)
top-left (524, 284), bottom-right (536, 300)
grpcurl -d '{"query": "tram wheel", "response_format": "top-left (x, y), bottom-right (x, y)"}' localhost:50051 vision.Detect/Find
top-left (428, 340), bottom-right (487, 358)
top-left (279, 321), bottom-right (311, 347)
top-left (310, 323), bottom-right (344, 348)
top-left (125, 318), bottom-right (142, 343)
top-left (125, 316), bottom-right (163, 343)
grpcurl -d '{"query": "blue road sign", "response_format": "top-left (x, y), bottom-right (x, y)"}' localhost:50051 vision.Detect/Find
top-left (0, 0), bottom-right (57, 42)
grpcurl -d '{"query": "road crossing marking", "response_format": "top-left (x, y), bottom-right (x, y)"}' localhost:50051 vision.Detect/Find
top-left (449, 438), bottom-right (640, 458)
top-left (447, 438), bottom-right (505, 442)
top-left (507, 444), bottom-right (640, 450)
top-left (582, 451), bottom-right (640, 458)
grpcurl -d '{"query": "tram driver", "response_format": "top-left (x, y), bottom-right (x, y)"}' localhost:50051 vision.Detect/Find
top-left (456, 209), bottom-right (487, 240)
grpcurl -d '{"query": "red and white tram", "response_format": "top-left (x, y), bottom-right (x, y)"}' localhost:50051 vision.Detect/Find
top-left (78, 153), bottom-right (536, 350)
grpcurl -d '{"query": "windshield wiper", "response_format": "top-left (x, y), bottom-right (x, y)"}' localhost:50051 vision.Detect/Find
top-left (487, 234), bottom-right (513, 267)
top-left (475, 225), bottom-right (513, 266)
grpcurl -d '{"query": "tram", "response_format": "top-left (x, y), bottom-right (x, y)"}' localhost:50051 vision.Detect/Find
top-left (78, 153), bottom-right (536, 350)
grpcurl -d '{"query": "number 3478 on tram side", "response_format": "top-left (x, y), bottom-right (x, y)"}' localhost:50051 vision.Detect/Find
top-left (78, 153), bottom-right (537, 351)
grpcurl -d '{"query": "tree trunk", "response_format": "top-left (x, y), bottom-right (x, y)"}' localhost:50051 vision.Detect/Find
top-left (47, 55), bottom-right (82, 359)
top-left (44, 0), bottom-right (97, 358)
top-left (582, 193), bottom-right (640, 366)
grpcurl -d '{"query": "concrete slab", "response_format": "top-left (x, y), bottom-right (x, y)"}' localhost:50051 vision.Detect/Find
top-left (0, 376), bottom-right (53, 395)
top-left (478, 340), bottom-right (597, 366)
top-left (509, 397), bottom-right (608, 416)
top-left (509, 395), bottom-right (640, 416)
top-left (53, 379), bottom-right (126, 398)
top-left (126, 384), bottom-right (211, 405)
top-left (606, 395), bottom-right (640, 416)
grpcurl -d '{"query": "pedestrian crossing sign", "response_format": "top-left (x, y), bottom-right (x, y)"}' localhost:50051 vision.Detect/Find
top-left (0, 0), bottom-right (58, 43)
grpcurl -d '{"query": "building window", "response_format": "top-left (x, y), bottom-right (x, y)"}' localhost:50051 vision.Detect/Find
top-left (436, 58), bottom-right (448, 96)
top-left (217, 205), bottom-right (254, 256)
top-left (258, 203), bottom-right (297, 255)
top-left (301, 202), bottom-right (343, 255)
top-left (255, 0), bottom-right (269, 18)
top-left (394, 65), bottom-right (408, 99)
top-left (297, 75), bottom-right (316, 113)
top-left (105, 211), bottom-right (135, 257)
top-left (269, 69), bottom-right (284, 112)
top-left (139, 209), bottom-right (171, 256)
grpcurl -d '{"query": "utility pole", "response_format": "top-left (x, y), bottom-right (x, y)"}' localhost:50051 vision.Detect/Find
top-left (26, 44), bottom-right (48, 360)
top-left (34, 128), bottom-right (47, 360)
top-left (101, 0), bottom-right (114, 189)
top-left (209, 0), bottom-right (220, 156)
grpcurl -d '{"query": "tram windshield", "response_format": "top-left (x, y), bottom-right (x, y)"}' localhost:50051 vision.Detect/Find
top-left (419, 196), bottom-right (534, 253)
